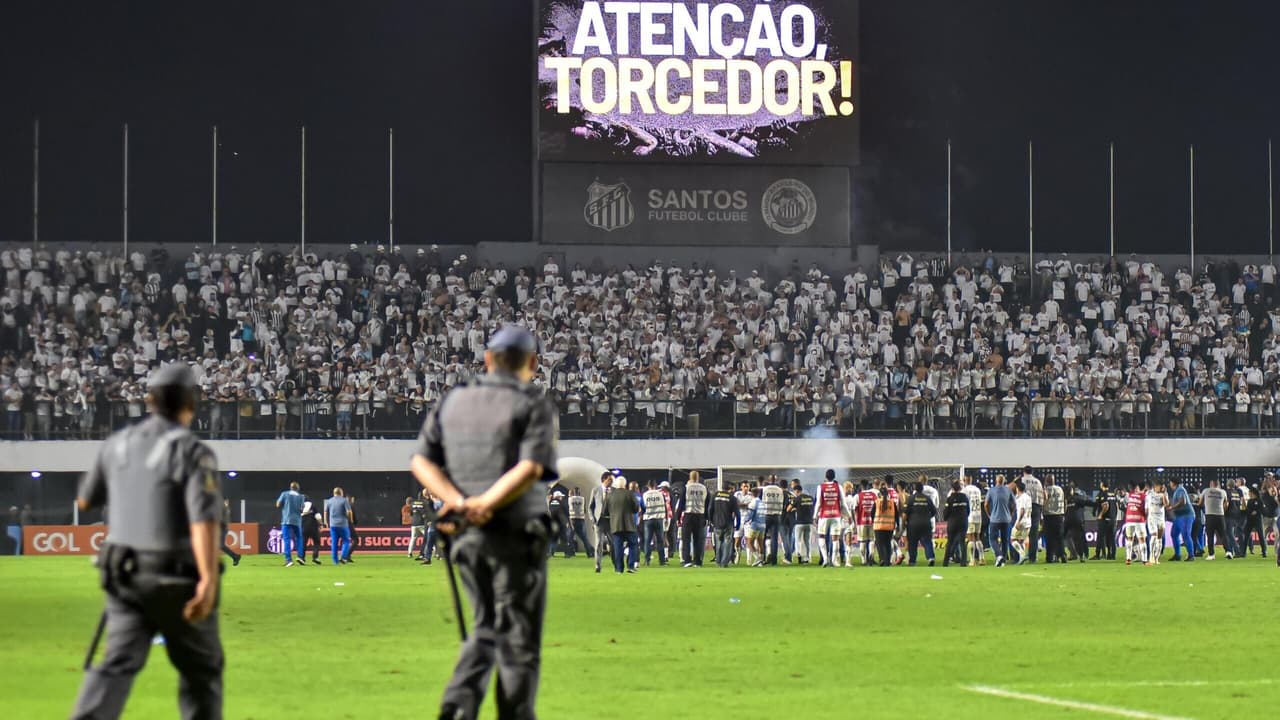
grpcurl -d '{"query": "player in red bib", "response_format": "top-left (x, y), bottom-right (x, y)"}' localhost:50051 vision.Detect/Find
top-left (1122, 482), bottom-right (1149, 566)
top-left (815, 469), bottom-right (844, 567)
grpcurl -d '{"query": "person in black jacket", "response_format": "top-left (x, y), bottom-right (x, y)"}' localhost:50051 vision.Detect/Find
top-left (1242, 485), bottom-right (1264, 555)
top-left (904, 482), bottom-right (937, 566)
top-left (1262, 482), bottom-right (1278, 560)
top-left (300, 498), bottom-right (322, 564)
top-left (709, 483), bottom-right (740, 568)
top-left (1064, 483), bottom-right (1090, 562)
top-left (942, 482), bottom-right (969, 567)
top-left (1094, 483), bottom-right (1119, 560)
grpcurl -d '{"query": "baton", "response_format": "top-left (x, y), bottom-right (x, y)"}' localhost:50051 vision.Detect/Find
top-left (82, 611), bottom-right (107, 670)
top-left (435, 513), bottom-right (469, 641)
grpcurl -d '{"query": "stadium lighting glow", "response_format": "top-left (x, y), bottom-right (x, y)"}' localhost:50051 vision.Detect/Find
top-left (1156, 467), bottom-right (1165, 473)
top-left (30, 471), bottom-right (41, 479)
top-left (227, 471), bottom-right (238, 478)
top-left (979, 468), bottom-right (988, 474)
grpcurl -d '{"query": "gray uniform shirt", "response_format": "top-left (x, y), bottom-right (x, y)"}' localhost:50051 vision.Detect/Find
top-left (77, 415), bottom-right (221, 553)
top-left (1203, 487), bottom-right (1227, 516)
top-left (325, 496), bottom-right (352, 527)
top-left (415, 371), bottom-right (559, 529)
top-left (1044, 485), bottom-right (1065, 515)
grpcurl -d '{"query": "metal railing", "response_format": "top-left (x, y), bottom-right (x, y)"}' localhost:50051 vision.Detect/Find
top-left (4, 398), bottom-right (1279, 441)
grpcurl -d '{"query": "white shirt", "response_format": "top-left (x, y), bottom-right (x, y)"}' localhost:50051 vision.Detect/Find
top-left (1015, 493), bottom-right (1033, 529)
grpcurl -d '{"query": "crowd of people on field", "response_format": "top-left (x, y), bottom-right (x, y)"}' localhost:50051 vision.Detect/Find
top-left (6, 242), bottom-right (1280, 440)
top-left (555, 468), bottom-right (1280, 572)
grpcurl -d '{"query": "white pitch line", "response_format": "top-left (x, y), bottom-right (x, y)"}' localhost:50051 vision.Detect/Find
top-left (963, 684), bottom-right (1194, 720)
top-left (1016, 679), bottom-right (1275, 690)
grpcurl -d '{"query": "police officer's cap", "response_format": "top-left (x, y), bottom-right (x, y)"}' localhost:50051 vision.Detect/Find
top-left (487, 325), bottom-right (538, 354)
top-left (149, 363), bottom-right (198, 390)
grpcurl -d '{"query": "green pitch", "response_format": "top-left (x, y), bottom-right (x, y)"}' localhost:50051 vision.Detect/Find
top-left (3, 552), bottom-right (1279, 719)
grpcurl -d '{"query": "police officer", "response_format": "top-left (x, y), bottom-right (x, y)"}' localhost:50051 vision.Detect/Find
top-left (410, 325), bottom-right (558, 720)
top-left (70, 363), bottom-right (224, 720)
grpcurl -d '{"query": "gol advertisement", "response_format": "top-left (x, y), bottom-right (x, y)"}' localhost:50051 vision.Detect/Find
top-left (22, 524), bottom-right (260, 556)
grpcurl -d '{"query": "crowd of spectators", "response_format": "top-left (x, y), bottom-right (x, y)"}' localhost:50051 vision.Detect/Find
top-left (3, 242), bottom-right (1280, 441)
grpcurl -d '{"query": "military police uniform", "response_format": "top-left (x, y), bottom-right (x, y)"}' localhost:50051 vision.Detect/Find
top-left (414, 326), bottom-right (559, 720)
top-left (71, 364), bottom-right (224, 720)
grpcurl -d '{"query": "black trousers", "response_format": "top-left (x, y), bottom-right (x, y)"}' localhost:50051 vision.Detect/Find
top-left (906, 523), bottom-right (934, 564)
top-left (442, 527), bottom-right (549, 720)
top-left (1206, 515), bottom-right (1233, 556)
top-left (302, 527), bottom-right (322, 561)
top-left (1096, 519), bottom-right (1116, 558)
top-left (764, 515), bottom-right (781, 564)
top-left (71, 574), bottom-right (223, 720)
top-left (1043, 514), bottom-right (1065, 562)
top-left (1064, 519), bottom-right (1086, 558)
top-left (1243, 518), bottom-right (1264, 553)
top-left (220, 542), bottom-right (240, 561)
top-left (681, 514), bottom-right (706, 565)
top-left (945, 521), bottom-right (966, 564)
top-left (874, 529), bottom-right (894, 566)
top-left (1028, 504), bottom-right (1043, 561)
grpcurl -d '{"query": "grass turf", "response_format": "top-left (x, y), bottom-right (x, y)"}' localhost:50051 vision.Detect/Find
top-left (2, 551), bottom-right (1279, 719)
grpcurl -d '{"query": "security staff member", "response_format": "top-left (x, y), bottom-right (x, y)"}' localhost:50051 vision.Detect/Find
top-left (221, 499), bottom-right (241, 566)
top-left (588, 472), bottom-right (612, 573)
top-left (942, 481), bottom-right (969, 567)
top-left (761, 477), bottom-right (785, 565)
top-left (1064, 482), bottom-right (1090, 562)
top-left (410, 325), bottom-right (558, 720)
top-left (904, 482), bottom-right (937, 566)
top-left (1042, 475), bottom-right (1066, 564)
top-left (70, 363), bottom-right (224, 720)
top-left (779, 479), bottom-right (798, 562)
top-left (408, 490), bottom-right (429, 559)
top-left (680, 471), bottom-right (708, 567)
top-left (791, 483), bottom-right (815, 564)
top-left (1094, 483), bottom-right (1119, 560)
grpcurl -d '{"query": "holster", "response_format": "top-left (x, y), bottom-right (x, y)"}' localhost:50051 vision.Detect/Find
top-left (97, 543), bottom-right (138, 596)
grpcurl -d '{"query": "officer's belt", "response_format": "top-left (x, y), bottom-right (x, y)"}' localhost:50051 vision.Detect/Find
top-left (102, 544), bottom-right (198, 578)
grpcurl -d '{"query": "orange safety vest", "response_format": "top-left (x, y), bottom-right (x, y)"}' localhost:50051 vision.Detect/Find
top-left (873, 499), bottom-right (897, 531)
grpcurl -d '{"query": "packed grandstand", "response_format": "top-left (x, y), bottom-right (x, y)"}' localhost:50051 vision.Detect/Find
top-left (3, 243), bottom-right (1280, 440)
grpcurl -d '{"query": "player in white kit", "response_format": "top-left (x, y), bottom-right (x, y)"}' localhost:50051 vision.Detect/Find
top-left (962, 477), bottom-right (985, 565)
top-left (1145, 481), bottom-right (1169, 564)
top-left (840, 482), bottom-right (858, 568)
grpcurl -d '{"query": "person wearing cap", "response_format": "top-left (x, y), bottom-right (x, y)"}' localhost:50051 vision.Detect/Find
top-left (69, 362), bottom-right (225, 719)
top-left (411, 324), bottom-right (559, 720)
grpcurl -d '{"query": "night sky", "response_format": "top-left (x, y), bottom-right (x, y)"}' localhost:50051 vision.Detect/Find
top-left (1, 0), bottom-right (1278, 254)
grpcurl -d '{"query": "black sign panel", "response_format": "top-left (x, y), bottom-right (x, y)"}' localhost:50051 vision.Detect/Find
top-left (542, 162), bottom-right (849, 245)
